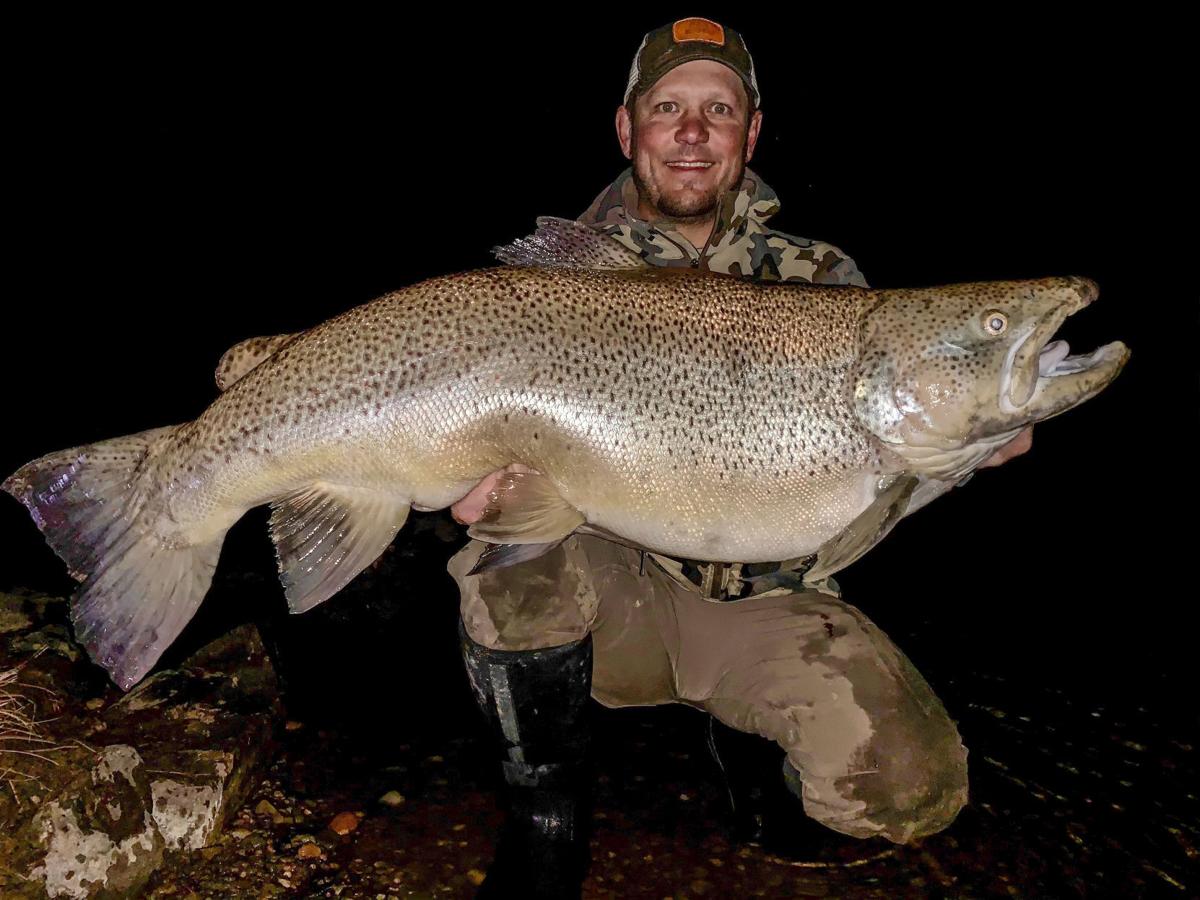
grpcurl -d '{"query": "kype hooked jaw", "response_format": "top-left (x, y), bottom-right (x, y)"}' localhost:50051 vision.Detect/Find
top-left (1000, 281), bottom-right (1129, 422)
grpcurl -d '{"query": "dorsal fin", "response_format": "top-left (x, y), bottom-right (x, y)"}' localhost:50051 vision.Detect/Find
top-left (493, 217), bottom-right (647, 271)
top-left (215, 333), bottom-right (300, 392)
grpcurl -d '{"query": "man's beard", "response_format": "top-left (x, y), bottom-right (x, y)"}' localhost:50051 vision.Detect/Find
top-left (631, 135), bottom-right (747, 223)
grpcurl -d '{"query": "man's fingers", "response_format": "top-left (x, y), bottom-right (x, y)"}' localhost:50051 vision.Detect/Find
top-left (450, 463), bottom-right (537, 525)
top-left (979, 426), bottom-right (1034, 469)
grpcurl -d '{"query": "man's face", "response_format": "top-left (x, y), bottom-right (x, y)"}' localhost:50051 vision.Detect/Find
top-left (617, 59), bottom-right (763, 223)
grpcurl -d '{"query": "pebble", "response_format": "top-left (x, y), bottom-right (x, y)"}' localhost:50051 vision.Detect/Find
top-left (466, 869), bottom-right (487, 887)
top-left (298, 843), bottom-right (323, 860)
top-left (255, 800), bottom-right (280, 817)
top-left (285, 720), bottom-right (304, 731)
top-left (255, 799), bottom-right (292, 824)
top-left (329, 811), bottom-right (360, 835)
top-left (378, 790), bottom-right (406, 807)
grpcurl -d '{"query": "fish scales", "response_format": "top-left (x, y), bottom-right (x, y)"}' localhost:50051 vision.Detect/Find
top-left (173, 266), bottom-right (880, 563)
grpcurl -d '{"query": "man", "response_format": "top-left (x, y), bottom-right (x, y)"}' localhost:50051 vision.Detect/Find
top-left (452, 18), bottom-right (1030, 896)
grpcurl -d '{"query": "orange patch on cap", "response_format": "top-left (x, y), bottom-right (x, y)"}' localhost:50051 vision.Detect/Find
top-left (672, 18), bottom-right (725, 46)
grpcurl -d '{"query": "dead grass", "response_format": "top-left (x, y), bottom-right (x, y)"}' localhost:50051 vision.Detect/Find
top-left (0, 660), bottom-right (68, 804)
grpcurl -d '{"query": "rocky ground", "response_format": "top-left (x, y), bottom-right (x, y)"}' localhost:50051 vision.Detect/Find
top-left (0, 591), bottom-right (284, 899)
top-left (137, 676), bottom-right (1195, 899)
top-left (2, 515), bottom-right (1196, 898)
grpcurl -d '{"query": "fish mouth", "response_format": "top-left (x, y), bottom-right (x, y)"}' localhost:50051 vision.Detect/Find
top-left (1000, 282), bottom-right (1129, 420)
top-left (1036, 339), bottom-right (1123, 378)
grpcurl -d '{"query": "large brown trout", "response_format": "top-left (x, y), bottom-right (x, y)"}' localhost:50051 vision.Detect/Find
top-left (2, 220), bottom-right (1128, 689)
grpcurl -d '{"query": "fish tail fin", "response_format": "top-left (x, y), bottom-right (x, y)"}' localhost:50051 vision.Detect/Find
top-left (2, 425), bottom-right (225, 690)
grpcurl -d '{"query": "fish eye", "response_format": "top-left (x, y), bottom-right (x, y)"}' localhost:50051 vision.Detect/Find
top-left (983, 311), bottom-right (1008, 335)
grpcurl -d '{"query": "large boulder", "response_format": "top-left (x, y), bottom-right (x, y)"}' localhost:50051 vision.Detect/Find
top-left (0, 590), bottom-right (284, 898)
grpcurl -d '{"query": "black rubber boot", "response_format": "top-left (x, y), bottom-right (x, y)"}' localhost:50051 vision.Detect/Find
top-left (707, 716), bottom-right (826, 855)
top-left (460, 621), bottom-right (593, 899)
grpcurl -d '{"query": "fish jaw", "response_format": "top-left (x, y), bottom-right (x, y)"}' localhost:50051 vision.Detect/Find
top-left (1008, 339), bottom-right (1129, 423)
top-left (998, 278), bottom-right (1128, 422)
top-left (1003, 276), bottom-right (1096, 411)
top-left (853, 276), bottom-right (1128, 478)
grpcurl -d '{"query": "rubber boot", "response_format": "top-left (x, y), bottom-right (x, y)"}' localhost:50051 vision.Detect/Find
top-left (460, 621), bottom-right (593, 899)
top-left (707, 716), bottom-right (826, 855)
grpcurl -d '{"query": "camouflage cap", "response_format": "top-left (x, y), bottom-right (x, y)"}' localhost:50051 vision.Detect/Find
top-left (624, 18), bottom-right (760, 109)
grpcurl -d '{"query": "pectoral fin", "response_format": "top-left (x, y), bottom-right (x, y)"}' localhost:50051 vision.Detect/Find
top-left (465, 471), bottom-right (584, 574)
top-left (804, 475), bottom-right (919, 585)
top-left (466, 470), bottom-right (585, 544)
top-left (905, 474), bottom-right (969, 517)
top-left (269, 483), bottom-right (410, 613)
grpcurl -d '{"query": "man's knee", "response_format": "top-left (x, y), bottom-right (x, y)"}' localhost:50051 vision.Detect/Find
top-left (699, 593), bottom-right (970, 843)
top-left (449, 539), bottom-right (595, 651)
top-left (793, 710), bottom-right (968, 843)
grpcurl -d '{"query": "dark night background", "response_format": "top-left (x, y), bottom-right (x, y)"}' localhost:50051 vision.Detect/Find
top-left (1, 13), bottom-right (1195, 888)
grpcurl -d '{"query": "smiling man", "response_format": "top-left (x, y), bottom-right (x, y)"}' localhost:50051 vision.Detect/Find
top-left (451, 20), bottom-right (979, 899)
top-left (583, 19), bottom-right (868, 284)
top-left (621, 59), bottom-right (760, 239)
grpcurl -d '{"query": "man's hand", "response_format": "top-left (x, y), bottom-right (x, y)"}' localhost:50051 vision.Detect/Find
top-left (978, 426), bottom-right (1033, 469)
top-left (451, 463), bottom-right (536, 526)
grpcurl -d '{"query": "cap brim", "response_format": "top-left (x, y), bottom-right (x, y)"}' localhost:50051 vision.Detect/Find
top-left (627, 51), bottom-right (759, 108)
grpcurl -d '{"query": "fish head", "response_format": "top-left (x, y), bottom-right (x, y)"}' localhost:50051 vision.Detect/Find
top-left (853, 276), bottom-right (1129, 477)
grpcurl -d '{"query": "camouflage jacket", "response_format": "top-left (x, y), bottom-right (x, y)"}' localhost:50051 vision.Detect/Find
top-left (578, 167), bottom-right (868, 287)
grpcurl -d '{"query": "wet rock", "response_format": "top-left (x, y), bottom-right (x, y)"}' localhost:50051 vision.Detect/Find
top-left (0, 590), bottom-right (34, 634)
top-left (328, 811), bottom-right (360, 835)
top-left (0, 593), bottom-right (284, 897)
top-left (9, 624), bottom-right (83, 662)
top-left (5, 744), bottom-right (166, 900)
top-left (103, 624), bottom-right (283, 845)
top-left (378, 791), bottom-right (405, 807)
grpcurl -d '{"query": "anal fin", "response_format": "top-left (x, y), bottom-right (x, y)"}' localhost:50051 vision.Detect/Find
top-left (270, 483), bottom-right (410, 613)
